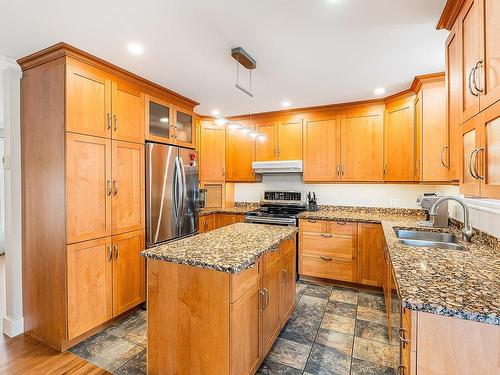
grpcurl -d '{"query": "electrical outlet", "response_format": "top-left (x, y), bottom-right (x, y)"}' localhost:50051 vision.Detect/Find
top-left (390, 198), bottom-right (401, 208)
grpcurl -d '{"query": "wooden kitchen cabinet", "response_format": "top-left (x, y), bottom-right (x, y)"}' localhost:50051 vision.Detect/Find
top-left (226, 122), bottom-right (259, 182)
top-left (280, 240), bottom-right (296, 324)
top-left (216, 214), bottom-right (245, 228)
top-left (384, 95), bottom-right (415, 181)
top-left (111, 79), bottom-right (144, 143)
top-left (67, 237), bottom-right (113, 340)
top-left (303, 117), bottom-right (340, 182)
top-left (357, 223), bottom-right (385, 287)
top-left (200, 182), bottom-right (234, 209)
top-left (66, 133), bottom-right (112, 244)
top-left (111, 141), bottom-right (145, 235)
top-left (256, 119), bottom-right (303, 161)
top-left (173, 106), bottom-right (195, 148)
top-left (262, 250), bottom-right (282, 354)
top-left (199, 214), bottom-right (216, 233)
top-left (340, 108), bottom-right (384, 181)
top-left (111, 230), bottom-right (145, 316)
top-left (200, 121), bottom-right (226, 181)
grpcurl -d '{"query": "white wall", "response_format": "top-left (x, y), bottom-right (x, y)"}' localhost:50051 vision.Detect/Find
top-left (235, 175), bottom-right (500, 237)
top-left (235, 174), bottom-right (451, 208)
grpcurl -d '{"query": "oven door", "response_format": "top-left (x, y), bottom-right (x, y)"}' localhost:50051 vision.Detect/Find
top-left (244, 215), bottom-right (297, 226)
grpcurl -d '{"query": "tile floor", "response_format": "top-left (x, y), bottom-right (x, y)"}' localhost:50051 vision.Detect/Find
top-left (70, 281), bottom-right (399, 374)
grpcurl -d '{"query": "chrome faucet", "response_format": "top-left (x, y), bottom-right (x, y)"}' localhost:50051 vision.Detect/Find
top-left (429, 197), bottom-right (473, 242)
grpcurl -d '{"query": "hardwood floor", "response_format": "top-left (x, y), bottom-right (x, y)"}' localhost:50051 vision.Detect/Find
top-left (0, 333), bottom-right (109, 374)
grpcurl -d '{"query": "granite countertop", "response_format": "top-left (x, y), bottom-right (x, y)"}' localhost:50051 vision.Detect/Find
top-left (298, 205), bottom-right (425, 223)
top-left (199, 202), bottom-right (259, 216)
top-left (142, 222), bottom-right (296, 273)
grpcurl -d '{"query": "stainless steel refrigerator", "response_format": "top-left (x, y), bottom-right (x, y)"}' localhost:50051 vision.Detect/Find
top-left (146, 142), bottom-right (199, 246)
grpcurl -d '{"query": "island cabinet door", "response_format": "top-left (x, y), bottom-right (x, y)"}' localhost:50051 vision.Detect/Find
top-left (280, 239), bottom-right (296, 325)
top-left (262, 250), bottom-right (282, 355)
top-left (112, 230), bottom-right (145, 316)
top-left (230, 262), bottom-right (262, 375)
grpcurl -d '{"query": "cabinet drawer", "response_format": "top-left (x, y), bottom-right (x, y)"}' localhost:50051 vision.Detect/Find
top-left (299, 219), bottom-right (328, 233)
top-left (279, 237), bottom-right (295, 258)
top-left (329, 221), bottom-right (357, 235)
top-left (299, 254), bottom-right (355, 282)
top-left (230, 260), bottom-right (261, 303)
top-left (300, 233), bottom-right (355, 261)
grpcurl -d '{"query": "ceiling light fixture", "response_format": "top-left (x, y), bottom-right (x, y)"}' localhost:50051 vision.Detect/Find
top-left (257, 135), bottom-right (267, 141)
top-left (227, 122), bottom-right (241, 130)
top-left (128, 43), bottom-right (144, 55)
top-left (249, 132), bottom-right (259, 138)
top-left (215, 117), bottom-right (228, 126)
top-left (240, 127), bottom-right (252, 134)
top-left (281, 101), bottom-right (291, 108)
top-left (159, 117), bottom-right (169, 123)
top-left (374, 87), bottom-right (386, 95)
top-left (211, 109), bottom-right (220, 116)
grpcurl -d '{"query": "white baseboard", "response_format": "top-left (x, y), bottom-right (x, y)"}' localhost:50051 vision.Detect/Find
top-left (3, 316), bottom-right (24, 337)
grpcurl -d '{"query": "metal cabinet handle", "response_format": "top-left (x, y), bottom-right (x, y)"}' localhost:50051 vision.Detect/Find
top-left (397, 328), bottom-right (409, 346)
top-left (113, 180), bottom-right (119, 196)
top-left (320, 233), bottom-right (333, 238)
top-left (106, 246), bottom-right (113, 262)
top-left (259, 289), bottom-right (265, 312)
top-left (113, 114), bottom-right (118, 131)
top-left (277, 146), bottom-right (281, 157)
top-left (469, 148), bottom-right (480, 179)
top-left (307, 219), bottom-right (317, 223)
top-left (113, 244), bottom-right (119, 260)
top-left (320, 256), bottom-right (333, 262)
top-left (383, 163), bottom-right (387, 177)
top-left (474, 147), bottom-right (484, 180)
top-left (265, 288), bottom-right (270, 309)
top-left (336, 221), bottom-right (346, 225)
top-left (282, 269), bottom-right (288, 286)
top-left (440, 145), bottom-right (449, 168)
top-left (107, 113), bottom-right (112, 130)
top-left (106, 180), bottom-right (112, 196)
top-left (204, 221), bottom-right (208, 230)
top-left (473, 60), bottom-right (483, 94)
top-left (341, 165), bottom-right (345, 176)
top-left (398, 365), bottom-right (406, 375)
top-left (383, 247), bottom-right (390, 262)
top-left (468, 67), bottom-right (479, 97)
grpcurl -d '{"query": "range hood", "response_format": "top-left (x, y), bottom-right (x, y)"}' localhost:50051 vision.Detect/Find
top-left (252, 160), bottom-right (303, 174)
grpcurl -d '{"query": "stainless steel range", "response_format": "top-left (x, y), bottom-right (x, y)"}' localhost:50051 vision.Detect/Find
top-left (245, 191), bottom-right (307, 226)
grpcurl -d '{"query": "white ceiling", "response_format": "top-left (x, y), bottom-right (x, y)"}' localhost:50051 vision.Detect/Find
top-left (0, 0), bottom-right (448, 116)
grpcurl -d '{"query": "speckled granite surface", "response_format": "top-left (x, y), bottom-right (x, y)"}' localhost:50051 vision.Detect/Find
top-left (142, 222), bottom-right (296, 273)
top-left (382, 220), bottom-right (499, 326)
top-left (199, 202), bottom-right (259, 216)
top-left (298, 205), bottom-right (425, 223)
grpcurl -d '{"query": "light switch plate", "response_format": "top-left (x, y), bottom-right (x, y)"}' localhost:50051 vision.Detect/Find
top-left (390, 198), bottom-right (401, 208)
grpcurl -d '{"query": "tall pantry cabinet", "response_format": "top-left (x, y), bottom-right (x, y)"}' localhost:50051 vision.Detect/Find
top-left (19, 43), bottom-right (198, 350)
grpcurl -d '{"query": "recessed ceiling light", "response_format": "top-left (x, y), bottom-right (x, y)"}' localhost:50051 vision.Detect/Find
top-left (257, 135), bottom-right (267, 141)
top-left (128, 43), bottom-right (144, 55)
top-left (215, 117), bottom-right (228, 126)
top-left (374, 87), bottom-right (386, 95)
top-left (211, 109), bottom-right (220, 116)
top-left (227, 122), bottom-right (241, 130)
top-left (281, 101), bottom-right (291, 108)
top-left (159, 117), bottom-right (169, 123)
top-left (240, 127), bottom-right (252, 134)
top-left (249, 132), bottom-right (259, 138)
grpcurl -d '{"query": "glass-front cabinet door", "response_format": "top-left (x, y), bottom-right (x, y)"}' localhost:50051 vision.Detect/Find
top-left (145, 95), bottom-right (172, 143)
top-left (173, 107), bottom-right (195, 148)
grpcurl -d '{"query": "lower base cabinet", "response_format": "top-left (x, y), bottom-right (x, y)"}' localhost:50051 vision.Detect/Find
top-left (198, 213), bottom-right (245, 233)
top-left (67, 230), bottom-right (145, 340)
top-left (199, 214), bottom-right (216, 233)
top-left (147, 237), bottom-right (297, 375)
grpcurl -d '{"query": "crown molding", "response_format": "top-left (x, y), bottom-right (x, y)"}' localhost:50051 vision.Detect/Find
top-left (437, 0), bottom-right (465, 30)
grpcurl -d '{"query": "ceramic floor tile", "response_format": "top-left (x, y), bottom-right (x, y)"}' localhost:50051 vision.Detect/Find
top-left (90, 338), bottom-right (144, 373)
top-left (114, 349), bottom-right (146, 375)
top-left (123, 323), bottom-right (147, 347)
top-left (105, 311), bottom-right (146, 338)
top-left (320, 313), bottom-right (355, 335)
top-left (325, 300), bottom-right (357, 319)
top-left (357, 306), bottom-right (387, 325)
top-left (69, 330), bottom-right (118, 359)
top-left (296, 282), bottom-right (309, 296)
top-left (350, 358), bottom-right (396, 375)
top-left (256, 359), bottom-right (303, 375)
top-left (291, 295), bottom-right (328, 325)
top-left (266, 337), bottom-right (312, 371)
top-left (329, 288), bottom-right (358, 305)
top-left (304, 284), bottom-right (333, 299)
top-left (304, 343), bottom-right (351, 375)
top-left (355, 320), bottom-right (398, 345)
top-left (358, 293), bottom-right (386, 312)
top-left (280, 318), bottom-right (320, 345)
top-left (352, 337), bottom-right (399, 369)
top-left (315, 328), bottom-right (354, 356)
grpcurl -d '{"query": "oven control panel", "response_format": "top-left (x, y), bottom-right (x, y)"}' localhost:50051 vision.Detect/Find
top-left (262, 191), bottom-right (306, 206)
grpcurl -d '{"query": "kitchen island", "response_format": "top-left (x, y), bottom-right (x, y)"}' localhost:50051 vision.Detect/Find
top-left (142, 223), bottom-right (297, 375)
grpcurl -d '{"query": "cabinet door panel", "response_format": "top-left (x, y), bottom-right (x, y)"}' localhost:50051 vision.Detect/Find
top-left (145, 95), bottom-right (173, 143)
top-left (174, 107), bottom-right (195, 148)
top-left (67, 237), bottom-right (112, 339)
top-left (66, 62), bottom-right (111, 138)
top-left (226, 123), bottom-right (256, 182)
top-left (479, 101), bottom-right (500, 198)
top-left (280, 249), bottom-right (296, 325)
top-left (341, 111), bottom-right (384, 181)
top-left (262, 252), bottom-right (281, 355)
top-left (112, 141), bottom-right (145, 235)
top-left (112, 80), bottom-right (144, 143)
top-left (460, 119), bottom-right (481, 196)
top-left (112, 230), bottom-right (145, 316)
top-left (480, 0), bottom-right (500, 110)
top-left (66, 133), bottom-right (111, 244)
top-left (278, 120), bottom-right (302, 160)
top-left (384, 100), bottom-right (415, 181)
top-left (256, 123), bottom-right (277, 161)
top-left (357, 224), bottom-right (384, 287)
top-left (200, 122), bottom-right (225, 181)
top-left (460, 0), bottom-right (481, 122)
top-left (303, 118), bottom-right (339, 182)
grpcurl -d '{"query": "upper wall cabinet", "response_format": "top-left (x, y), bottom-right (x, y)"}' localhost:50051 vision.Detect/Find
top-left (145, 95), bottom-right (195, 149)
top-left (226, 122), bottom-right (260, 182)
top-left (384, 95), bottom-right (415, 182)
top-left (256, 120), bottom-right (303, 161)
top-left (66, 59), bottom-right (144, 143)
top-left (200, 121), bottom-right (226, 181)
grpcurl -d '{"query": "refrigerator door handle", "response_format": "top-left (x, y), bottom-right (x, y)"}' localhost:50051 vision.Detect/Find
top-left (178, 156), bottom-right (188, 228)
top-left (174, 156), bottom-right (184, 229)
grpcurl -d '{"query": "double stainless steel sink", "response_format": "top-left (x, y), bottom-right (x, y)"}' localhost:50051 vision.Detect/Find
top-left (394, 229), bottom-right (465, 250)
